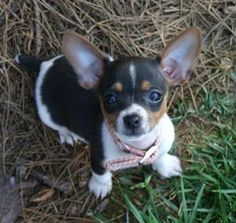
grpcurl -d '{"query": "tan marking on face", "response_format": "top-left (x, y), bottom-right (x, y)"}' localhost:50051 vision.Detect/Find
top-left (147, 93), bottom-right (168, 129)
top-left (99, 96), bottom-right (117, 130)
top-left (111, 82), bottom-right (123, 93)
top-left (141, 80), bottom-right (151, 91)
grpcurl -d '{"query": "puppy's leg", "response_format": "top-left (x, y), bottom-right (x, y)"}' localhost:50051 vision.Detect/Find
top-left (152, 115), bottom-right (182, 178)
top-left (88, 170), bottom-right (112, 199)
top-left (153, 154), bottom-right (182, 178)
top-left (88, 149), bottom-right (112, 199)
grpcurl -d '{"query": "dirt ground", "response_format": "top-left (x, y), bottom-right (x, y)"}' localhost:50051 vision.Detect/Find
top-left (0, 0), bottom-right (235, 222)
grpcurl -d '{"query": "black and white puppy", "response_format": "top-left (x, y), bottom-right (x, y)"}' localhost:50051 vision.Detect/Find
top-left (15, 27), bottom-right (201, 198)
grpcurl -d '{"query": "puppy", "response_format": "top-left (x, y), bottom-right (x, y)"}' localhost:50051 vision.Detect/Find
top-left (15, 27), bottom-right (201, 198)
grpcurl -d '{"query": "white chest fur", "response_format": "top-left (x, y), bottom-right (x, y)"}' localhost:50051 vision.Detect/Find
top-left (89, 113), bottom-right (180, 198)
top-left (102, 113), bottom-right (175, 167)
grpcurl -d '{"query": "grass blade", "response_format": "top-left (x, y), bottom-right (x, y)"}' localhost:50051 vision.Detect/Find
top-left (189, 184), bottom-right (206, 223)
top-left (180, 176), bottom-right (189, 223)
top-left (124, 194), bottom-right (145, 223)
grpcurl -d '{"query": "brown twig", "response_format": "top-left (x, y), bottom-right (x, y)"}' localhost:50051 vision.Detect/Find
top-left (0, 1), bottom-right (19, 26)
top-left (33, 0), bottom-right (42, 56)
top-left (31, 169), bottom-right (73, 194)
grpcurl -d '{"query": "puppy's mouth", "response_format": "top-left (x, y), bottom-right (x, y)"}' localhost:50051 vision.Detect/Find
top-left (114, 121), bottom-right (152, 143)
top-left (114, 126), bottom-right (154, 145)
top-left (120, 127), bottom-right (148, 137)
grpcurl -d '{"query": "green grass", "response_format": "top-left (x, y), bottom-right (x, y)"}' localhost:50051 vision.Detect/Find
top-left (90, 72), bottom-right (236, 222)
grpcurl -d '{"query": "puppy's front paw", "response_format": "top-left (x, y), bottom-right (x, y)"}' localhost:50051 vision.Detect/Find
top-left (88, 171), bottom-right (112, 199)
top-left (152, 154), bottom-right (182, 178)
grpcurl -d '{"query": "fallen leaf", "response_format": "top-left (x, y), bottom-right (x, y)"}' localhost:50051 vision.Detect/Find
top-left (31, 188), bottom-right (55, 202)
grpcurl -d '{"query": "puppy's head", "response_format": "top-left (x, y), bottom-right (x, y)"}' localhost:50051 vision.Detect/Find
top-left (63, 27), bottom-right (201, 139)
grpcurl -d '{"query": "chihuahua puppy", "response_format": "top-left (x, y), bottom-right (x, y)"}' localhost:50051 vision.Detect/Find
top-left (15, 27), bottom-right (201, 198)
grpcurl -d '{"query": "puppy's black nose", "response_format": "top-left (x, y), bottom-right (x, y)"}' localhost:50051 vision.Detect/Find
top-left (123, 114), bottom-right (141, 130)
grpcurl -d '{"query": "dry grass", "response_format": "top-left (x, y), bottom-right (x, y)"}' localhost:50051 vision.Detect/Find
top-left (0, 0), bottom-right (235, 222)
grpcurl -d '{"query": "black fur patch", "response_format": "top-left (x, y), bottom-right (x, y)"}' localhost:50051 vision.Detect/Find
top-left (99, 57), bottom-right (168, 115)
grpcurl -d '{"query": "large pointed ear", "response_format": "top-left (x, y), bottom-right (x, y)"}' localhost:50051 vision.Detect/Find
top-left (160, 27), bottom-right (202, 86)
top-left (62, 32), bottom-right (104, 89)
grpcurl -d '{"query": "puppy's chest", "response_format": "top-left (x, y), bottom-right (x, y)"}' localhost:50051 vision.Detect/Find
top-left (101, 122), bottom-right (160, 166)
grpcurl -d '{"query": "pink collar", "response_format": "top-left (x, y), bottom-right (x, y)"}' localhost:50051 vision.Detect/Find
top-left (105, 122), bottom-right (160, 171)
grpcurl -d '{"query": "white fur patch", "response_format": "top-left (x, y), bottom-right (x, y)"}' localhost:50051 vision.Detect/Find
top-left (103, 113), bottom-right (175, 162)
top-left (102, 122), bottom-right (130, 163)
top-left (129, 62), bottom-right (136, 90)
top-left (88, 170), bottom-right (112, 199)
top-left (152, 154), bottom-right (182, 178)
top-left (100, 113), bottom-right (181, 197)
top-left (116, 103), bottom-right (150, 138)
top-left (102, 113), bottom-right (181, 180)
top-left (58, 127), bottom-right (85, 145)
top-left (152, 114), bottom-right (182, 177)
top-left (35, 55), bottom-right (87, 145)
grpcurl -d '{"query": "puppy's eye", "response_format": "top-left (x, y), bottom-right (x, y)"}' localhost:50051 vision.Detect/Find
top-left (148, 90), bottom-right (162, 103)
top-left (104, 93), bottom-right (117, 105)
